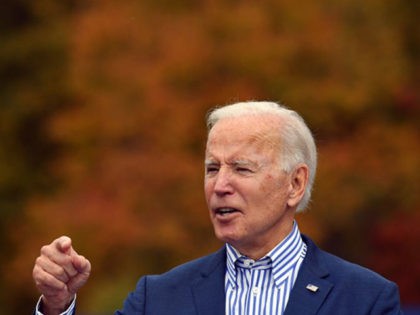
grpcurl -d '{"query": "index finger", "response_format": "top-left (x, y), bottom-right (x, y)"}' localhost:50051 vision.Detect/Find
top-left (53, 236), bottom-right (72, 255)
top-left (41, 236), bottom-right (78, 278)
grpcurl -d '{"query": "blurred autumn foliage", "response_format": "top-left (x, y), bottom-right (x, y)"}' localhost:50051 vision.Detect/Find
top-left (0, 0), bottom-right (418, 313)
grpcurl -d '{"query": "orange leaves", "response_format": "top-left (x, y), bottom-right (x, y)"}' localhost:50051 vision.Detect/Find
top-left (1, 0), bottom-right (418, 312)
top-left (369, 211), bottom-right (420, 304)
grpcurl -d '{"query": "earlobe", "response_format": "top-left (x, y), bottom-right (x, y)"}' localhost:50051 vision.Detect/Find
top-left (287, 164), bottom-right (309, 208)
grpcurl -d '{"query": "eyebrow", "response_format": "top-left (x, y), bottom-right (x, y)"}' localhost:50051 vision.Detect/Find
top-left (204, 159), bottom-right (259, 168)
top-left (204, 159), bottom-right (218, 166)
top-left (231, 160), bottom-right (260, 169)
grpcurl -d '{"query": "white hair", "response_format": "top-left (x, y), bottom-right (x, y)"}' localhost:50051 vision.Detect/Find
top-left (206, 101), bottom-right (317, 212)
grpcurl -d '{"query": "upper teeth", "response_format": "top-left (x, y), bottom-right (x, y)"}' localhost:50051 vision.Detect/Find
top-left (218, 208), bottom-right (235, 214)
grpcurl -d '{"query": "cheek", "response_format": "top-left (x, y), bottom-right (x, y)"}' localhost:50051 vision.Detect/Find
top-left (204, 179), bottom-right (213, 201)
top-left (259, 174), bottom-right (277, 194)
top-left (259, 175), bottom-right (288, 202)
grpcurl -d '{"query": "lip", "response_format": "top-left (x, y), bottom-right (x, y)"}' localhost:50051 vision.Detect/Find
top-left (212, 207), bottom-right (242, 220)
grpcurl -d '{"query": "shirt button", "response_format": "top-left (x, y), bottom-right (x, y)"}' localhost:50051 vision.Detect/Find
top-left (252, 287), bottom-right (260, 296)
top-left (244, 259), bottom-right (253, 267)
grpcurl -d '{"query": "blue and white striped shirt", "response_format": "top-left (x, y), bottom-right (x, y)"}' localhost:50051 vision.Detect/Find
top-left (225, 222), bottom-right (307, 314)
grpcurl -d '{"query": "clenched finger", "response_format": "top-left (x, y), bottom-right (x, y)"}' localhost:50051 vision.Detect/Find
top-left (67, 255), bottom-right (91, 294)
top-left (33, 264), bottom-right (66, 292)
top-left (40, 241), bottom-right (78, 278)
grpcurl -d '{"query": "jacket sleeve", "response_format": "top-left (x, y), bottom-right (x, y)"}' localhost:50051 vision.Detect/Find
top-left (115, 277), bottom-right (146, 315)
top-left (369, 281), bottom-right (403, 315)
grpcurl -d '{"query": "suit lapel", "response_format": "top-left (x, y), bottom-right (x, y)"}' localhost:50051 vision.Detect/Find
top-left (284, 235), bottom-right (334, 315)
top-left (283, 265), bottom-right (333, 315)
top-left (189, 236), bottom-right (334, 315)
top-left (191, 248), bottom-right (226, 315)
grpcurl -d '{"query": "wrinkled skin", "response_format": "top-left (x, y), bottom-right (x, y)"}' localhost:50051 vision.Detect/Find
top-left (32, 236), bottom-right (91, 315)
top-left (204, 115), bottom-right (308, 259)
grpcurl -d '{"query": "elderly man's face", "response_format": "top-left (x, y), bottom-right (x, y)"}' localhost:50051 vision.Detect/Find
top-left (204, 115), bottom-right (296, 259)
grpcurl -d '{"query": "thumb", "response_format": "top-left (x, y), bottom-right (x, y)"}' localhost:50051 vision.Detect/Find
top-left (72, 254), bottom-right (91, 275)
top-left (67, 255), bottom-right (91, 294)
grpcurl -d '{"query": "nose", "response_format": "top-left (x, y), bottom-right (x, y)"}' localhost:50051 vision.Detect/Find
top-left (213, 168), bottom-right (234, 196)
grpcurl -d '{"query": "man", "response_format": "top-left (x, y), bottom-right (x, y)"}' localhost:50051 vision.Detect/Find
top-left (33, 101), bottom-right (402, 314)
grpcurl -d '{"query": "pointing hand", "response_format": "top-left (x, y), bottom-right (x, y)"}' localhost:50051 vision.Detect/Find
top-left (33, 236), bottom-right (91, 315)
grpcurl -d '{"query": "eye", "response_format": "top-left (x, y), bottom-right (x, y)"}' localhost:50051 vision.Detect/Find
top-left (205, 164), bottom-right (219, 175)
top-left (236, 166), bottom-right (253, 174)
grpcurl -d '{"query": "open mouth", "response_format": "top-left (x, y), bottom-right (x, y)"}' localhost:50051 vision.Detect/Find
top-left (215, 207), bottom-right (239, 216)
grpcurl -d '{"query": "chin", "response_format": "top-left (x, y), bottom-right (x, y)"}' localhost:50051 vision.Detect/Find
top-left (214, 228), bottom-right (240, 245)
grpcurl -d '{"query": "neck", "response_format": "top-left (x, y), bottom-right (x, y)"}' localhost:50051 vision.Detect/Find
top-left (234, 220), bottom-right (295, 260)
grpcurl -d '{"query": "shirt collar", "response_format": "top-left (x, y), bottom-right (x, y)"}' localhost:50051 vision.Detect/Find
top-left (225, 221), bottom-right (305, 288)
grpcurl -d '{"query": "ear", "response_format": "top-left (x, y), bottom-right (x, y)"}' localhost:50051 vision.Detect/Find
top-left (287, 164), bottom-right (309, 208)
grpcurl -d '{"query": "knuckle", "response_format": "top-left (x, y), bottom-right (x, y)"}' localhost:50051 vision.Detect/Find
top-left (34, 270), bottom-right (47, 286)
top-left (32, 265), bottom-right (39, 279)
top-left (57, 266), bottom-right (69, 279)
top-left (35, 256), bottom-right (43, 265)
top-left (40, 245), bottom-right (50, 255)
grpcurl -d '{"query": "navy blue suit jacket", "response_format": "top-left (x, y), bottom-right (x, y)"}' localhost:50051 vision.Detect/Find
top-left (115, 235), bottom-right (402, 314)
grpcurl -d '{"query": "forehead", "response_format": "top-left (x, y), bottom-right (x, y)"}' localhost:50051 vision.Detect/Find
top-left (206, 115), bottom-right (281, 157)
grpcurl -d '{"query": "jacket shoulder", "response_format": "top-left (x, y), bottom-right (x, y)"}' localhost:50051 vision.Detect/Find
top-left (297, 235), bottom-right (402, 314)
top-left (308, 239), bottom-right (394, 287)
top-left (148, 247), bottom-right (226, 284)
top-left (117, 248), bottom-right (226, 314)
